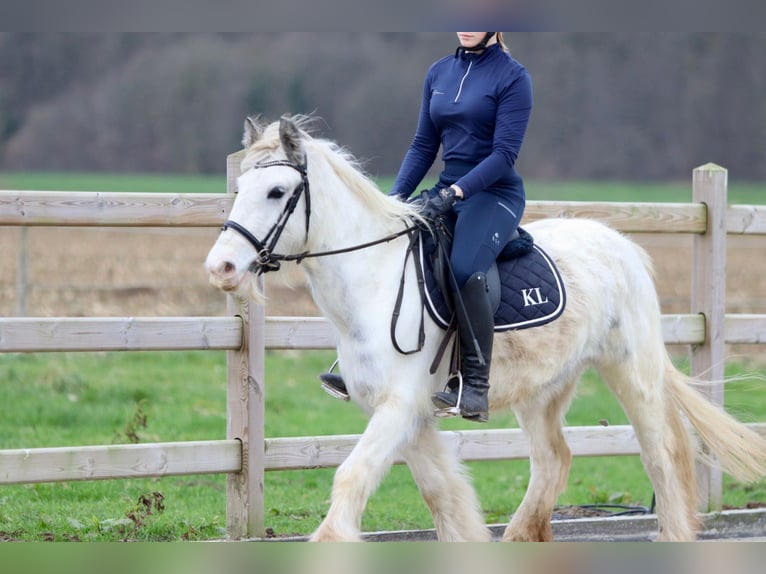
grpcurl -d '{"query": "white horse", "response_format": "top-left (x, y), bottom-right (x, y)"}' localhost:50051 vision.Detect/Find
top-left (206, 115), bottom-right (766, 542)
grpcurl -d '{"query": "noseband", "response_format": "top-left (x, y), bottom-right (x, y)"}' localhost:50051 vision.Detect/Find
top-left (221, 159), bottom-right (311, 274)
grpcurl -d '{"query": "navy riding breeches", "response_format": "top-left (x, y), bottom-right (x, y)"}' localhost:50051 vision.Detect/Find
top-left (450, 192), bottom-right (524, 288)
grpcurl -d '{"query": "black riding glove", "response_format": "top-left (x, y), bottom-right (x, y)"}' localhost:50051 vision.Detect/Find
top-left (406, 193), bottom-right (427, 207)
top-left (421, 187), bottom-right (458, 220)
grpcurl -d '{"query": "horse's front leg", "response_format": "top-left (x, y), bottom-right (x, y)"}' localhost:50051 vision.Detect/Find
top-left (310, 401), bottom-right (418, 542)
top-left (403, 422), bottom-right (491, 541)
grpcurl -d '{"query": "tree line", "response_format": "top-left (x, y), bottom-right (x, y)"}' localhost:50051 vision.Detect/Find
top-left (1, 33), bottom-right (764, 180)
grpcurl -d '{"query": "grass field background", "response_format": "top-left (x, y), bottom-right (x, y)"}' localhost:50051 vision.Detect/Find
top-left (1, 349), bottom-right (765, 541)
top-left (0, 171), bottom-right (764, 541)
top-left (2, 169), bottom-right (765, 203)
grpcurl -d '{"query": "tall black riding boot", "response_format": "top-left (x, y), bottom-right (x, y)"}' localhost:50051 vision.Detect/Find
top-left (431, 272), bottom-right (494, 422)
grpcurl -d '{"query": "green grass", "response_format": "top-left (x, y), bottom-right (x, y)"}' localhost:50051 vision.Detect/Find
top-left (524, 180), bottom-right (766, 204)
top-left (1, 349), bottom-right (764, 541)
top-left (0, 170), bottom-right (764, 540)
top-left (0, 171), bottom-right (763, 204)
top-left (0, 171), bottom-right (224, 194)
top-left (0, 351), bottom-right (230, 541)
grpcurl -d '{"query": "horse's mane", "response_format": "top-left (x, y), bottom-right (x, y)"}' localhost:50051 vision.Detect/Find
top-left (244, 115), bottom-right (423, 226)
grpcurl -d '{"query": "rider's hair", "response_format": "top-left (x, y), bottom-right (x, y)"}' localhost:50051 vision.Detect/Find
top-left (497, 33), bottom-right (508, 52)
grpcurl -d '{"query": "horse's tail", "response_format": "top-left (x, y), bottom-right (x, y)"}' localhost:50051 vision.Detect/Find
top-left (665, 355), bottom-right (766, 482)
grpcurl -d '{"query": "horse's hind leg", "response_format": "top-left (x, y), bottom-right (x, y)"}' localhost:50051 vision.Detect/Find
top-left (598, 359), bottom-right (699, 541)
top-left (403, 422), bottom-right (491, 541)
top-left (502, 379), bottom-right (577, 542)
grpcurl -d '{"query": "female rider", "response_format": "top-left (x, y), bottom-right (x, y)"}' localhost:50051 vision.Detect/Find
top-left (323, 32), bottom-right (533, 423)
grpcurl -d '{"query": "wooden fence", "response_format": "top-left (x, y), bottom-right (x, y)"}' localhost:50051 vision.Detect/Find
top-left (1, 159), bottom-right (765, 540)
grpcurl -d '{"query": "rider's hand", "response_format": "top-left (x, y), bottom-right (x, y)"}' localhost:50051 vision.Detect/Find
top-left (421, 186), bottom-right (458, 219)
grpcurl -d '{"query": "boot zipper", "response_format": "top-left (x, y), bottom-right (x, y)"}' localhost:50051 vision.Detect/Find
top-left (454, 61), bottom-right (472, 103)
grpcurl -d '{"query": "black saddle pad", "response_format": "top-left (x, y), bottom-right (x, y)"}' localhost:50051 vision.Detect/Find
top-left (419, 228), bottom-right (566, 332)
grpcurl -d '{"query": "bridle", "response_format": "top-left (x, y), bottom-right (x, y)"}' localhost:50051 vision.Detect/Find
top-left (220, 158), bottom-right (418, 275)
top-left (218, 153), bottom-right (458, 360)
top-left (221, 159), bottom-right (311, 274)
top-left (221, 156), bottom-right (433, 357)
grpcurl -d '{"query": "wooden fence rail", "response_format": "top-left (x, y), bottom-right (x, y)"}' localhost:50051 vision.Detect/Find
top-left (1, 162), bottom-right (765, 540)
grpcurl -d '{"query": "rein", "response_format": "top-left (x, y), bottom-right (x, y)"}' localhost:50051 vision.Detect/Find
top-left (220, 158), bottom-right (419, 273)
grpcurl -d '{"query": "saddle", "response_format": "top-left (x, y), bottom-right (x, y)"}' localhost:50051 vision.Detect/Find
top-left (419, 217), bottom-right (566, 333)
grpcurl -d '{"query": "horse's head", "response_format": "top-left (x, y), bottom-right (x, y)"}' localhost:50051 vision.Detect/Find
top-left (205, 115), bottom-right (311, 301)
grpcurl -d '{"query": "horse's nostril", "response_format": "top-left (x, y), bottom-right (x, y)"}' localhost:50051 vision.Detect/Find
top-left (220, 261), bottom-right (236, 275)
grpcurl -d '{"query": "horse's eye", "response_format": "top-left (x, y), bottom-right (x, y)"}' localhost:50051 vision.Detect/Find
top-left (267, 186), bottom-right (286, 199)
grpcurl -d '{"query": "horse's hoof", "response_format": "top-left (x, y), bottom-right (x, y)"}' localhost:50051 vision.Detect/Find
top-left (309, 525), bottom-right (361, 542)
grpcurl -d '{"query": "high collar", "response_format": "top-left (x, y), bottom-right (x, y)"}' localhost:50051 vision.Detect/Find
top-left (455, 42), bottom-right (501, 62)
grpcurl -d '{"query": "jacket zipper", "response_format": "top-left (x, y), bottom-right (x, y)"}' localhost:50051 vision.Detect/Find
top-left (453, 60), bottom-right (472, 103)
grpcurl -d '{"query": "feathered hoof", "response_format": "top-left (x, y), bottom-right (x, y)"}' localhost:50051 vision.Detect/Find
top-left (309, 524), bottom-right (362, 542)
top-left (501, 522), bottom-right (553, 542)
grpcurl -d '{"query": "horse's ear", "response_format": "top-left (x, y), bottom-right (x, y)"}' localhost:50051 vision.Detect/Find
top-left (242, 116), bottom-right (263, 148)
top-left (279, 115), bottom-right (306, 167)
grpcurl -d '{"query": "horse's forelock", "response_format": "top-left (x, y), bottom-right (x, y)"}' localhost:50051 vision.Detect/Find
top-left (240, 116), bottom-right (313, 169)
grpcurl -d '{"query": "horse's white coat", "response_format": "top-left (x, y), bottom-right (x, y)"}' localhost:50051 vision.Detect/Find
top-left (206, 116), bottom-right (766, 542)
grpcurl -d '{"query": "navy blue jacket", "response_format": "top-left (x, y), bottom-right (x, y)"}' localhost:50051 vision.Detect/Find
top-left (390, 43), bottom-right (532, 201)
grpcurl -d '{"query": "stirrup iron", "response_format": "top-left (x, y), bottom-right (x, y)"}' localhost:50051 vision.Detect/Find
top-left (433, 371), bottom-right (463, 418)
top-left (320, 359), bottom-right (350, 401)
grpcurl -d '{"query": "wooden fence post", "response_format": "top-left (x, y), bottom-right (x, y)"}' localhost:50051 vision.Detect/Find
top-left (225, 150), bottom-right (267, 539)
top-left (690, 163), bottom-right (727, 512)
top-left (16, 226), bottom-right (28, 316)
